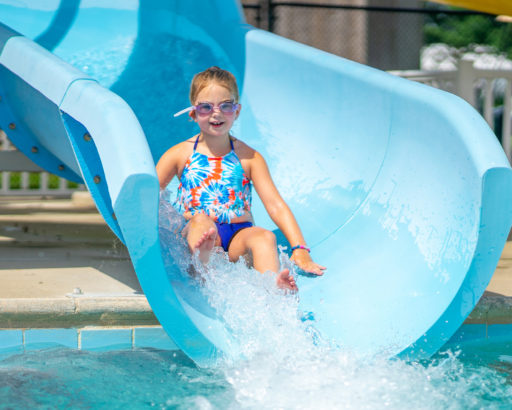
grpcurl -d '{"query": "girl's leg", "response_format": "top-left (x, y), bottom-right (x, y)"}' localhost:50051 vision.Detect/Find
top-left (228, 227), bottom-right (297, 291)
top-left (183, 213), bottom-right (219, 263)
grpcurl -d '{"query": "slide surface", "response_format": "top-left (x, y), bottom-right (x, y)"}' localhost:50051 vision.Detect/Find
top-left (1, 0), bottom-right (511, 366)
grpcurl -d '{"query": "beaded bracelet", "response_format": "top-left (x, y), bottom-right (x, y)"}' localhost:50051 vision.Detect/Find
top-left (291, 245), bottom-right (310, 253)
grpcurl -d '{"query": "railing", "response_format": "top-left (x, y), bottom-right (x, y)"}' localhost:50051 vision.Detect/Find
top-left (0, 130), bottom-right (85, 196)
top-left (390, 57), bottom-right (512, 162)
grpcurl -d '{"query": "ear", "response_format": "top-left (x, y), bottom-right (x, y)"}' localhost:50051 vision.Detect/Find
top-left (235, 104), bottom-right (242, 120)
top-left (188, 110), bottom-right (196, 121)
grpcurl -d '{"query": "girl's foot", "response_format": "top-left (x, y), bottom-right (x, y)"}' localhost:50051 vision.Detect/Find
top-left (194, 227), bottom-right (217, 263)
top-left (276, 268), bottom-right (298, 292)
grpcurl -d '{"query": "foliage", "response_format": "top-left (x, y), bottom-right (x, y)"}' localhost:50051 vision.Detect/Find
top-left (424, 10), bottom-right (512, 58)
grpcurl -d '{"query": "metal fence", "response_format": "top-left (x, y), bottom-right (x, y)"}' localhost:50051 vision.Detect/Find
top-left (243, 0), bottom-right (425, 70)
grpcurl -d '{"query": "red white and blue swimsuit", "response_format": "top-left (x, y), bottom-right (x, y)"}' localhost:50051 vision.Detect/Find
top-left (174, 136), bottom-right (253, 250)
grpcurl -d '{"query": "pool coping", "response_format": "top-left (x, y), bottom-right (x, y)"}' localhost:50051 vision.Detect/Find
top-left (0, 296), bottom-right (158, 328)
top-left (465, 293), bottom-right (512, 325)
top-left (0, 291), bottom-right (510, 330)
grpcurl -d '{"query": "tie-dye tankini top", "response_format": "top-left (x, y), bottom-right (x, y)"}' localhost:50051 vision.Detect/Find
top-left (174, 136), bottom-right (252, 223)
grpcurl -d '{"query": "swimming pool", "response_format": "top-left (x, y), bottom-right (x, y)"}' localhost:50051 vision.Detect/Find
top-left (1, 238), bottom-right (512, 410)
top-left (0, 324), bottom-right (512, 409)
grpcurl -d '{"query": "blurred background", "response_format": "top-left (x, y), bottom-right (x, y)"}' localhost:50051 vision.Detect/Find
top-left (240, 0), bottom-right (512, 71)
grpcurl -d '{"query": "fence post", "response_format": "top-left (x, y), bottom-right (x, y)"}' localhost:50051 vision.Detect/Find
top-left (456, 57), bottom-right (476, 107)
top-left (503, 80), bottom-right (512, 162)
top-left (258, 0), bottom-right (274, 32)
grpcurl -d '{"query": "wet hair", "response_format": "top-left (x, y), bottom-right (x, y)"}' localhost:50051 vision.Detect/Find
top-left (189, 66), bottom-right (239, 104)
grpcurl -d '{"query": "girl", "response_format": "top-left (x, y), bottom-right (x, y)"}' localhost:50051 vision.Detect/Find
top-left (156, 67), bottom-right (325, 291)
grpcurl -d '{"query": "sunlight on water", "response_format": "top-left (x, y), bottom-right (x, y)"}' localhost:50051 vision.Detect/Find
top-left (157, 194), bottom-right (512, 409)
top-left (65, 36), bottom-right (135, 88)
top-left (0, 348), bottom-right (232, 409)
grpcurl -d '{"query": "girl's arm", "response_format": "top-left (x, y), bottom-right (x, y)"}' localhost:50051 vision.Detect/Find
top-left (156, 144), bottom-right (183, 189)
top-left (249, 151), bottom-right (326, 276)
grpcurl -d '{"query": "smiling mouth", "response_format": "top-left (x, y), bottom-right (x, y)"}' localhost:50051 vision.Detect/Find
top-left (210, 121), bottom-right (224, 127)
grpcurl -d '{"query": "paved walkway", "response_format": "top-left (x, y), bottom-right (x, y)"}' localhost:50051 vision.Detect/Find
top-left (0, 194), bottom-right (156, 328)
top-left (0, 193), bottom-right (511, 328)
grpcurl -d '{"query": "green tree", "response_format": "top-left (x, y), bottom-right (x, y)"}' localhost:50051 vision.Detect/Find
top-left (424, 10), bottom-right (512, 57)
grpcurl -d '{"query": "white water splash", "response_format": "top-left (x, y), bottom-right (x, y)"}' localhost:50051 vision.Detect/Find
top-left (158, 195), bottom-right (512, 409)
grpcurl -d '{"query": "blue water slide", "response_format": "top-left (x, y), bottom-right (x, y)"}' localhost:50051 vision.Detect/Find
top-left (1, 0), bottom-right (511, 366)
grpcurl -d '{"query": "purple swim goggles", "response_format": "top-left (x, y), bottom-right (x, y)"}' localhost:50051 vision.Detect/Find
top-left (173, 101), bottom-right (240, 117)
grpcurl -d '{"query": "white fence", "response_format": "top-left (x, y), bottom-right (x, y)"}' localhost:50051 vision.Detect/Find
top-left (390, 57), bottom-right (512, 162)
top-left (0, 130), bottom-right (85, 196)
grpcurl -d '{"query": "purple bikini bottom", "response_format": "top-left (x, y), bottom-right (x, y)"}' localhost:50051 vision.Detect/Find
top-left (215, 221), bottom-right (253, 251)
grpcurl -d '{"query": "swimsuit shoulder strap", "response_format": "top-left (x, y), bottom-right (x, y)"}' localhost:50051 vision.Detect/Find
top-left (193, 136), bottom-right (234, 156)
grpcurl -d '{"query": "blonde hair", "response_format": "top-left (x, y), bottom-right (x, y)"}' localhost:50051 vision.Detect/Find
top-left (189, 66), bottom-right (239, 104)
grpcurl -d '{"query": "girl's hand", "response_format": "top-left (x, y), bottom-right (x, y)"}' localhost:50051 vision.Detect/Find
top-left (290, 249), bottom-right (326, 276)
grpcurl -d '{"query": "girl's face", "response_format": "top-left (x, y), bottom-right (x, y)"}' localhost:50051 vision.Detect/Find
top-left (191, 83), bottom-right (240, 139)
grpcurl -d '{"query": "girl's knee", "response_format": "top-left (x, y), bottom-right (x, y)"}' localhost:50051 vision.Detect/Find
top-left (185, 213), bottom-right (217, 239)
top-left (254, 228), bottom-right (276, 247)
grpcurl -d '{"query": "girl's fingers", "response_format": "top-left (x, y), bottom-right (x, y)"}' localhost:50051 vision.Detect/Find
top-left (304, 263), bottom-right (325, 275)
top-left (291, 256), bottom-right (326, 276)
top-left (312, 268), bottom-right (324, 275)
top-left (314, 265), bottom-right (326, 275)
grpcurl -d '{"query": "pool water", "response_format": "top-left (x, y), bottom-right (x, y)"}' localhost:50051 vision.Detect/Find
top-left (0, 348), bottom-right (231, 409)
top-left (1, 339), bottom-right (512, 409)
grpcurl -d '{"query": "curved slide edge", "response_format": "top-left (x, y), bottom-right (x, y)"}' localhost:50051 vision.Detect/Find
top-left (399, 166), bottom-right (512, 359)
top-left (0, 23), bottom-right (83, 183)
top-left (240, 27), bottom-right (512, 358)
top-left (0, 25), bottom-right (230, 367)
top-left (60, 78), bottom-right (233, 365)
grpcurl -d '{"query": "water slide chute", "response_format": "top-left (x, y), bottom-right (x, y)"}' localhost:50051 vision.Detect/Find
top-left (0, 0), bottom-right (511, 366)
top-left (430, 0), bottom-right (512, 16)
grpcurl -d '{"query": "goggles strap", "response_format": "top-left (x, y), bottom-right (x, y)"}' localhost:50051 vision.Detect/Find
top-left (173, 106), bottom-right (193, 117)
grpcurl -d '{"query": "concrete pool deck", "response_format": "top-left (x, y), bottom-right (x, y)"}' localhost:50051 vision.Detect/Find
top-left (0, 194), bottom-right (511, 329)
top-left (0, 194), bottom-right (156, 328)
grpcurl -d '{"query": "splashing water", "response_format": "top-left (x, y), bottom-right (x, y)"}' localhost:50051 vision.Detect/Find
top-left (158, 194), bottom-right (512, 409)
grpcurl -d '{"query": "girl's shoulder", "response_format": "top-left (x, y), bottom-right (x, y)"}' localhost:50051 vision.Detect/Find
top-left (231, 137), bottom-right (258, 160)
top-left (163, 136), bottom-right (196, 158)
top-left (231, 138), bottom-right (268, 181)
top-left (158, 137), bottom-right (197, 173)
